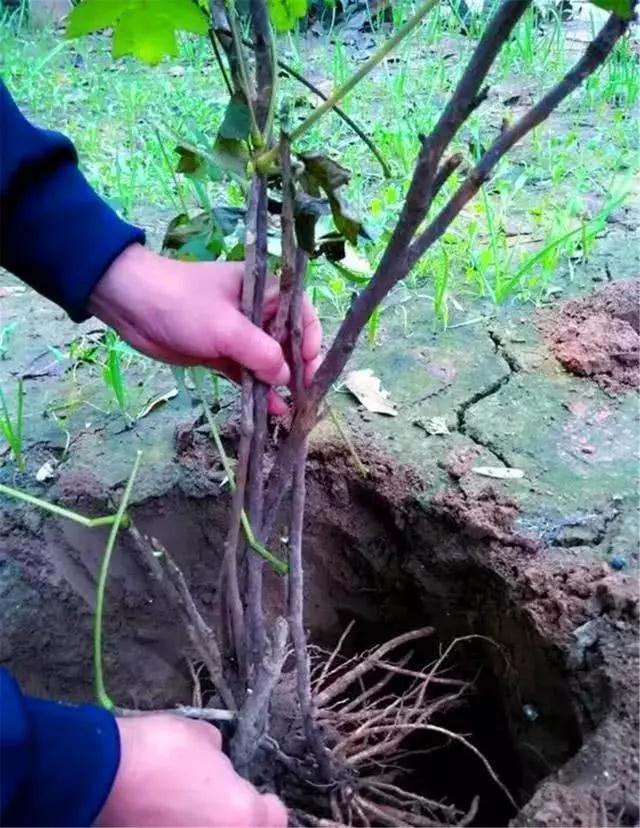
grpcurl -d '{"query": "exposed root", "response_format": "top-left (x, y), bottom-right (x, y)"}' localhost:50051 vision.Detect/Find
top-left (300, 630), bottom-right (516, 827)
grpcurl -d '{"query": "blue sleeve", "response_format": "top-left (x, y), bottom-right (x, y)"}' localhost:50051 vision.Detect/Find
top-left (0, 669), bottom-right (120, 827)
top-left (0, 78), bottom-right (145, 321)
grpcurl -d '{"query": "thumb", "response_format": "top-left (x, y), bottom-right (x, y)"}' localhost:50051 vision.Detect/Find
top-left (214, 313), bottom-right (291, 387)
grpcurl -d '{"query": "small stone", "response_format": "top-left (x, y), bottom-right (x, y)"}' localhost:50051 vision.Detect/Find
top-left (609, 555), bottom-right (627, 571)
top-left (556, 524), bottom-right (600, 547)
top-left (523, 704), bottom-right (539, 722)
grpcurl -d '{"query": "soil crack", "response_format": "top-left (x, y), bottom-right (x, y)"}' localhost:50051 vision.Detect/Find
top-left (455, 332), bottom-right (518, 466)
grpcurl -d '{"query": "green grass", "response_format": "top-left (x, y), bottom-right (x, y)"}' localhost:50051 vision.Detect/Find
top-left (0, 1), bottom-right (637, 328)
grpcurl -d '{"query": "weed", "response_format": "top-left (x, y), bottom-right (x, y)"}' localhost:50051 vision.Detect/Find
top-left (0, 322), bottom-right (17, 360)
top-left (101, 329), bottom-right (133, 427)
top-left (0, 378), bottom-right (25, 471)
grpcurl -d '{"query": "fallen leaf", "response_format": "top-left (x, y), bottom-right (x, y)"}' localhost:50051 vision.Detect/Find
top-left (564, 399), bottom-right (589, 418)
top-left (415, 416), bottom-right (450, 436)
top-left (136, 388), bottom-right (178, 420)
top-left (344, 369), bottom-right (397, 416)
top-left (472, 466), bottom-right (525, 480)
top-left (36, 460), bottom-right (57, 483)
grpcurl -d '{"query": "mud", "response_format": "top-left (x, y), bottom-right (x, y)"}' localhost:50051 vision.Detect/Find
top-left (1, 434), bottom-right (638, 827)
top-left (542, 280), bottom-right (640, 392)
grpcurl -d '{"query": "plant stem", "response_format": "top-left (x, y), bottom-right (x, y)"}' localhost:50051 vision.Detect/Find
top-left (274, 58), bottom-right (391, 177)
top-left (153, 126), bottom-right (190, 216)
top-left (192, 369), bottom-right (287, 575)
top-left (0, 483), bottom-right (125, 529)
top-left (94, 450), bottom-right (142, 711)
top-left (259, 6), bottom-right (629, 538)
top-left (221, 0), bottom-right (262, 144)
top-left (245, 178), bottom-right (270, 668)
top-left (255, 0), bottom-right (440, 170)
top-left (207, 27), bottom-right (234, 97)
top-left (221, 30), bottom-right (391, 176)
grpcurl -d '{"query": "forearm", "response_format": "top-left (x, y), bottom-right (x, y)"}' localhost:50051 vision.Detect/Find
top-left (0, 79), bottom-right (144, 321)
top-left (0, 669), bottom-right (120, 827)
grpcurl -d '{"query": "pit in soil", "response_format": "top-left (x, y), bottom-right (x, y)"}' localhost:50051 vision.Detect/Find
top-left (0, 442), bottom-right (627, 826)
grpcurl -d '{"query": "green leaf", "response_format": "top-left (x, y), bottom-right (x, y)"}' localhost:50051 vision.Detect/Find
top-left (219, 93), bottom-right (252, 141)
top-left (66, 0), bottom-right (128, 36)
top-left (588, 0), bottom-right (633, 16)
top-left (168, 0), bottom-right (210, 33)
top-left (67, 0), bottom-right (209, 65)
top-left (174, 145), bottom-right (223, 181)
top-left (113, 7), bottom-right (178, 64)
top-left (212, 135), bottom-right (249, 179)
top-left (299, 152), bottom-right (351, 193)
top-left (162, 209), bottom-right (246, 261)
top-left (268, 0), bottom-right (308, 31)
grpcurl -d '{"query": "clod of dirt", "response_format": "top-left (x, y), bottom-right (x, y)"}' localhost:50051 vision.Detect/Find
top-left (541, 280), bottom-right (640, 392)
top-left (431, 487), bottom-right (542, 553)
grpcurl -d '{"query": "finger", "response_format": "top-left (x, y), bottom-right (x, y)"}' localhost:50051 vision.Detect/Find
top-left (304, 354), bottom-right (322, 388)
top-left (204, 723), bottom-right (223, 750)
top-left (220, 315), bottom-right (290, 387)
top-left (268, 389), bottom-right (289, 416)
top-left (301, 296), bottom-right (322, 363)
top-left (262, 793), bottom-right (289, 827)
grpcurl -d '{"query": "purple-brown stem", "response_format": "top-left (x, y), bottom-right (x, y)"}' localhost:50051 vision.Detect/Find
top-left (259, 9), bottom-right (631, 539)
top-left (245, 177), bottom-right (269, 671)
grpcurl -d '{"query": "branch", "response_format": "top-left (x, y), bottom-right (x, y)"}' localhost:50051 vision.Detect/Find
top-left (245, 177), bottom-right (270, 670)
top-left (408, 12), bottom-right (631, 267)
top-left (214, 28), bottom-right (391, 177)
top-left (270, 131), bottom-right (296, 344)
top-left (125, 518), bottom-right (236, 710)
top-left (231, 617), bottom-right (289, 776)
top-left (260, 6), bottom-right (630, 533)
top-left (273, 59), bottom-right (391, 178)
top-left (255, 0), bottom-right (441, 171)
top-left (117, 705), bottom-right (235, 722)
top-left (217, 0), bottom-right (261, 143)
top-left (207, 27), bottom-right (234, 98)
top-left (283, 173), bottom-right (330, 773)
top-left (248, 0), bottom-right (275, 136)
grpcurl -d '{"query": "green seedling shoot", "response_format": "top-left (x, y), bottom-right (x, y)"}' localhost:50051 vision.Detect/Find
top-left (102, 329), bottom-right (133, 426)
top-left (0, 378), bottom-right (25, 471)
top-left (94, 450), bottom-right (142, 711)
top-left (191, 368), bottom-right (288, 575)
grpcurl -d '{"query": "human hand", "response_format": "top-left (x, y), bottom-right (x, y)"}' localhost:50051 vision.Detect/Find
top-left (96, 714), bottom-right (287, 827)
top-left (88, 243), bottom-right (322, 415)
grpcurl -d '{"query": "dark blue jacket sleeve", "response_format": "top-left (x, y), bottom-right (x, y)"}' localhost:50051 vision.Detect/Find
top-left (0, 669), bottom-right (120, 827)
top-left (0, 78), bottom-right (144, 321)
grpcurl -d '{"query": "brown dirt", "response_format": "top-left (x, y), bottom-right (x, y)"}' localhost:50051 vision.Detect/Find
top-left (1, 434), bottom-right (638, 827)
top-left (541, 280), bottom-right (640, 392)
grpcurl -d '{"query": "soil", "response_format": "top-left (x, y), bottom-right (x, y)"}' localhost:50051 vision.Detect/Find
top-left (1, 433), bottom-right (638, 827)
top-left (541, 280), bottom-right (640, 392)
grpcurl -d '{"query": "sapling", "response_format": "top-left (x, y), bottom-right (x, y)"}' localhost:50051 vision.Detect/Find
top-left (64, 0), bottom-right (636, 821)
